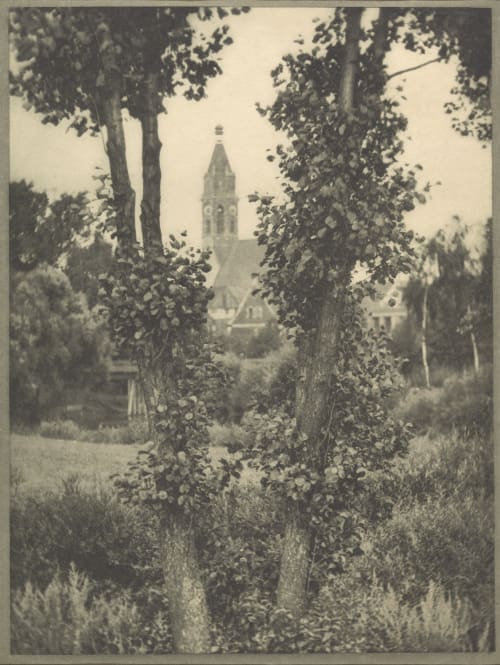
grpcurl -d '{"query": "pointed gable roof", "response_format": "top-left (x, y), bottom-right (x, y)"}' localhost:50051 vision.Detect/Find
top-left (206, 142), bottom-right (233, 176)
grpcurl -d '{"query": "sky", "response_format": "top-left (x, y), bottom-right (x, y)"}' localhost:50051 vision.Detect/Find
top-left (9, 7), bottom-right (492, 250)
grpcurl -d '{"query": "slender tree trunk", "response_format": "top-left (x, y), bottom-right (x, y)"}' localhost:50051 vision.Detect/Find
top-left (421, 283), bottom-right (431, 388)
top-left (467, 306), bottom-right (480, 373)
top-left (96, 23), bottom-right (136, 248)
top-left (139, 70), bottom-right (164, 255)
top-left (276, 8), bottom-right (363, 622)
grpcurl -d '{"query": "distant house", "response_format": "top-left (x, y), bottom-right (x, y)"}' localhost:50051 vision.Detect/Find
top-left (363, 281), bottom-right (407, 334)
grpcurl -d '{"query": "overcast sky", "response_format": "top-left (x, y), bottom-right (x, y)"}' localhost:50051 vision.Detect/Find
top-left (10, 7), bottom-right (491, 249)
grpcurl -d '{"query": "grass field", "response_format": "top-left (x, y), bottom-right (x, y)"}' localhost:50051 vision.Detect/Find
top-left (11, 433), bottom-right (139, 494)
top-left (10, 433), bottom-right (258, 495)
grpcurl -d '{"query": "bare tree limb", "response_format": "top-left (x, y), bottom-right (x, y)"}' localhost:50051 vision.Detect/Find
top-left (388, 57), bottom-right (441, 80)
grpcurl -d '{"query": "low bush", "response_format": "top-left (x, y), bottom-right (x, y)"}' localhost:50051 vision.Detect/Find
top-left (394, 364), bottom-right (492, 436)
top-left (211, 577), bottom-right (482, 653)
top-left (39, 419), bottom-right (82, 442)
top-left (39, 418), bottom-right (148, 444)
top-left (357, 495), bottom-right (494, 628)
top-left (10, 475), bottom-right (160, 593)
top-left (209, 423), bottom-right (248, 451)
top-left (395, 433), bottom-right (494, 505)
top-left (11, 565), bottom-right (166, 654)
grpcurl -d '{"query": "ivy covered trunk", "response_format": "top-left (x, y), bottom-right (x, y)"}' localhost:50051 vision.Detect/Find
top-left (137, 360), bottom-right (212, 653)
top-left (276, 287), bottom-right (347, 619)
top-left (276, 8), bottom-right (363, 620)
top-left (99, 28), bottom-right (211, 653)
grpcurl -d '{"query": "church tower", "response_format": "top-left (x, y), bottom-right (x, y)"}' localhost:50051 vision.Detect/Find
top-left (202, 125), bottom-right (238, 266)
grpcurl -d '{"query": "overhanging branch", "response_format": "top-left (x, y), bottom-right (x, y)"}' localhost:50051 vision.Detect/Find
top-left (388, 57), bottom-right (441, 80)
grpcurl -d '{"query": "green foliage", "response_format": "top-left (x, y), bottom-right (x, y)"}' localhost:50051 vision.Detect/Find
top-left (10, 476), bottom-right (159, 593)
top-left (401, 8), bottom-right (491, 142)
top-left (242, 300), bottom-right (411, 582)
top-left (9, 7), bottom-right (248, 135)
top-left (98, 238), bottom-right (212, 358)
top-left (65, 234), bottom-right (115, 309)
top-left (211, 578), bottom-right (481, 653)
top-left (198, 487), bottom-right (283, 628)
top-left (100, 238), bottom-right (237, 518)
top-left (10, 266), bottom-right (110, 425)
top-left (12, 565), bottom-right (152, 655)
top-left (11, 426), bottom-right (494, 653)
top-left (393, 364), bottom-right (492, 435)
top-left (9, 180), bottom-right (91, 272)
top-left (361, 496), bottom-right (494, 624)
top-left (402, 218), bottom-right (492, 372)
top-left (245, 323), bottom-right (282, 358)
top-left (252, 11), bottom-right (419, 336)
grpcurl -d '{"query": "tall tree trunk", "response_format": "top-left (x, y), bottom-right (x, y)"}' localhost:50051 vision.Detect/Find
top-left (421, 283), bottom-right (431, 388)
top-left (139, 70), bottom-right (164, 255)
top-left (276, 10), bottom-right (364, 622)
top-left (98, 22), bottom-right (210, 653)
top-left (96, 22), bottom-right (136, 248)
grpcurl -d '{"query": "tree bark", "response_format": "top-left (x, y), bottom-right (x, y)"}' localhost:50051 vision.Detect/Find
top-left (139, 70), bottom-right (164, 255)
top-left (276, 8), bottom-right (363, 622)
top-left (96, 22), bottom-right (136, 248)
top-left (159, 515), bottom-right (211, 653)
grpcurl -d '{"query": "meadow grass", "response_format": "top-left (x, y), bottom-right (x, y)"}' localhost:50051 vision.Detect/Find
top-left (11, 433), bottom-right (260, 495)
top-left (11, 433), bottom-right (139, 494)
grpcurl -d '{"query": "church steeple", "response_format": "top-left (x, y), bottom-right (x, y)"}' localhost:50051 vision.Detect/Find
top-left (202, 126), bottom-right (238, 265)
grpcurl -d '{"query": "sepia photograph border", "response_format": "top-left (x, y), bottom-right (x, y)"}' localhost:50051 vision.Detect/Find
top-left (0, 1), bottom-right (498, 663)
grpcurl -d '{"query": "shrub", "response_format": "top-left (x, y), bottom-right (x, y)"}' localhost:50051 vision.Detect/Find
top-left (394, 433), bottom-right (494, 505)
top-left (38, 418), bottom-right (148, 444)
top-left (211, 577), bottom-right (482, 653)
top-left (11, 565), bottom-right (155, 654)
top-left (393, 364), bottom-right (492, 435)
top-left (209, 423), bottom-right (248, 451)
top-left (301, 578), bottom-right (481, 652)
top-left (197, 485), bottom-right (283, 624)
top-left (10, 475), bottom-right (161, 593)
top-left (39, 419), bottom-right (83, 441)
top-left (358, 495), bottom-right (494, 624)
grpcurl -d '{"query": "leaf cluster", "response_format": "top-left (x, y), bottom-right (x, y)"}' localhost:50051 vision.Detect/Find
top-left (98, 236), bottom-right (212, 364)
top-left (9, 7), bottom-right (248, 135)
top-left (251, 12), bottom-right (419, 334)
top-left (398, 8), bottom-right (491, 142)
top-left (10, 180), bottom-right (92, 272)
top-left (241, 297), bottom-right (411, 576)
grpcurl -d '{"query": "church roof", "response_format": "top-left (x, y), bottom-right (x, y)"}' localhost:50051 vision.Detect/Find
top-left (213, 238), bottom-right (265, 293)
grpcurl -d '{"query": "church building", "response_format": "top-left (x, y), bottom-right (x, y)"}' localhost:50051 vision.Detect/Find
top-left (202, 125), bottom-right (275, 340)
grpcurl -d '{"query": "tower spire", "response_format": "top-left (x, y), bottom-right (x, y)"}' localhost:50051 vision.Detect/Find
top-left (202, 126), bottom-right (238, 264)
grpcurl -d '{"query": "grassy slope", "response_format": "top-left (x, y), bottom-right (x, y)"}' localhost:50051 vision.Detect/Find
top-left (11, 434), bottom-right (258, 494)
top-left (11, 434), bottom-right (139, 494)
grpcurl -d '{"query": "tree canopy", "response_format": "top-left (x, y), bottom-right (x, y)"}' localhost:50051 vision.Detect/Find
top-left (9, 180), bottom-right (91, 272)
